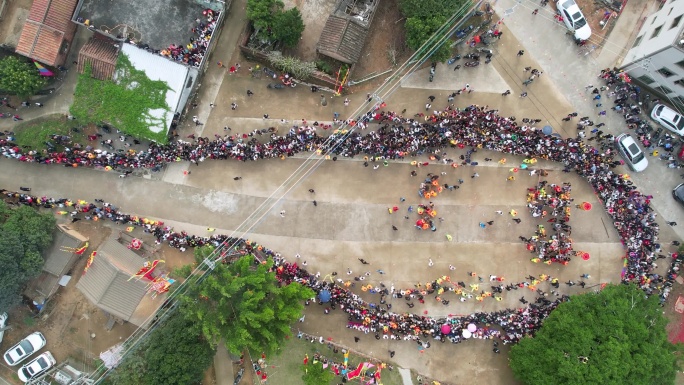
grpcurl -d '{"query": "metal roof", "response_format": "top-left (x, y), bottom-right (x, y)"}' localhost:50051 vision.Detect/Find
top-left (42, 228), bottom-right (83, 276)
top-left (76, 237), bottom-right (149, 321)
top-left (316, 16), bottom-right (369, 64)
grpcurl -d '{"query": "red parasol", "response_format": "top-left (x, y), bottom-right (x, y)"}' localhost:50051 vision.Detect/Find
top-left (582, 253), bottom-right (590, 260)
top-left (581, 202), bottom-right (592, 211)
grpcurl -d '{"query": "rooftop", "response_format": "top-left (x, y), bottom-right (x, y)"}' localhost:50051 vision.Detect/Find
top-left (74, 0), bottom-right (221, 51)
top-left (77, 35), bottom-right (119, 80)
top-left (76, 236), bottom-right (151, 322)
top-left (15, 0), bottom-right (79, 65)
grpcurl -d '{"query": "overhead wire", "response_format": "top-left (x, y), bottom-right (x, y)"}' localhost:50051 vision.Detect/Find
top-left (87, 2), bottom-right (482, 383)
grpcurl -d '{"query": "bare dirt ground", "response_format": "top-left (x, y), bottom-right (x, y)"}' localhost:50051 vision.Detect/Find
top-left (0, 220), bottom-right (196, 384)
top-left (282, 0), bottom-right (338, 61)
top-left (352, 0), bottom-right (409, 80)
top-left (0, 0), bottom-right (32, 48)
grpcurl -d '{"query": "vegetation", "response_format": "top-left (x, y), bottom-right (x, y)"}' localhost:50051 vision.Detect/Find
top-left (247, 0), bottom-right (305, 48)
top-left (111, 313), bottom-right (215, 385)
top-left (509, 284), bottom-right (679, 385)
top-left (301, 362), bottom-right (334, 385)
top-left (399, 0), bottom-right (470, 63)
top-left (179, 255), bottom-right (313, 356)
top-left (70, 56), bottom-right (171, 143)
top-left (267, 51), bottom-right (317, 79)
top-left (14, 115), bottom-right (86, 152)
top-left (0, 202), bottom-right (55, 312)
top-left (0, 56), bottom-right (46, 97)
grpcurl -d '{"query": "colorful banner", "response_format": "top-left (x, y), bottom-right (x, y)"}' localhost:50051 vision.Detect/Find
top-left (82, 251), bottom-right (96, 275)
top-left (33, 61), bottom-right (53, 77)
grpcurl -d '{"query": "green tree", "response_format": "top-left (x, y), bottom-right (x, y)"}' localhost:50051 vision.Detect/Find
top-left (272, 8), bottom-right (306, 48)
top-left (509, 284), bottom-right (679, 385)
top-left (301, 361), bottom-right (334, 385)
top-left (0, 202), bottom-right (55, 312)
top-left (399, 0), bottom-right (469, 63)
top-left (0, 56), bottom-right (47, 97)
top-left (111, 313), bottom-right (215, 385)
top-left (247, 0), bottom-right (283, 31)
top-left (179, 255), bottom-right (313, 356)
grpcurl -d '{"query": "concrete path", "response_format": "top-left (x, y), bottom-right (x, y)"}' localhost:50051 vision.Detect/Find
top-left (214, 343), bottom-right (235, 385)
top-left (595, 0), bottom-right (657, 68)
top-left (398, 367), bottom-right (414, 385)
top-left (492, 0), bottom-right (684, 240)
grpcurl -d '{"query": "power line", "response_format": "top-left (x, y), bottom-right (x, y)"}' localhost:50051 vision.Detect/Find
top-left (86, 2), bottom-right (482, 383)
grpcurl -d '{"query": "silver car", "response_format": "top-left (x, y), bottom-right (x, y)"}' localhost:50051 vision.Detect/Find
top-left (615, 133), bottom-right (648, 172)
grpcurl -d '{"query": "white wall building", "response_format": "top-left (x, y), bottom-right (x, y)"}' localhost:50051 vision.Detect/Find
top-left (621, 0), bottom-right (684, 108)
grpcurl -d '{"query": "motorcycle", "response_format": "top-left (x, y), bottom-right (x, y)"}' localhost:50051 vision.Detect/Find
top-left (464, 53), bottom-right (480, 60)
top-left (477, 48), bottom-right (493, 54)
top-left (447, 54), bottom-right (462, 65)
top-left (465, 61), bottom-right (480, 67)
top-left (455, 25), bottom-right (473, 39)
top-left (263, 67), bottom-right (277, 79)
top-left (267, 83), bottom-right (285, 89)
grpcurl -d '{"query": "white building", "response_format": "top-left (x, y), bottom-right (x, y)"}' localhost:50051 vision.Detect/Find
top-left (621, 0), bottom-right (684, 108)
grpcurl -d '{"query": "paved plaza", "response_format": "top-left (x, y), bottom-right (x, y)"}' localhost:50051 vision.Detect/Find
top-left (3, 0), bottom-right (684, 383)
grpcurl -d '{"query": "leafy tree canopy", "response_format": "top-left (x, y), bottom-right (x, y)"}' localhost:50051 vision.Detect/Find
top-left (111, 312), bottom-right (215, 385)
top-left (0, 56), bottom-right (47, 97)
top-left (0, 201), bottom-right (55, 312)
top-left (272, 8), bottom-right (306, 48)
top-left (509, 284), bottom-right (679, 385)
top-left (179, 255), bottom-right (313, 356)
top-left (301, 361), bottom-right (334, 385)
top-left (399, 0), bottom-right (469, 62)
top-left (247, 0), bottom-right (304, 48)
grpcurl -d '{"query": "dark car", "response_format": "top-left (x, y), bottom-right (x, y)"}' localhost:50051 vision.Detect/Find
top-left (673, 183), bottom-right (684, 204)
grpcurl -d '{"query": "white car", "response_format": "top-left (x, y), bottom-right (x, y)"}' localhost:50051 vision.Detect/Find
top-left (0, 313), bottom-right (8, 345)
top-left (17, 351), bottom-right (55, 382)
top-left (615, 133), bottom-right (648, 172)
top-left (556, 0), bottom-right (592, 40)
top-left (3, 332), bottom-right (46, 366)
top-left (651, 104), bottom-right (684, 136)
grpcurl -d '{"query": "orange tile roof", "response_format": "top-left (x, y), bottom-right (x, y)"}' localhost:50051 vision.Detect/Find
top-left (15, 0), bottom-right (78, 65)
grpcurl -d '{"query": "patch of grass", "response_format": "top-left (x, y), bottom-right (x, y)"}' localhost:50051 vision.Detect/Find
top-left (267, 335), bottom-right (403, 385)
top-left (13, 115), bottom-right (86, 152)
top-left (70, 55), bottom-right (170, 143)
top-left (23, 315), bottom-right (35, 327)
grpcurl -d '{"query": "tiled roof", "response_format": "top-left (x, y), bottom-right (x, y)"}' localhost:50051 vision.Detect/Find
top-left (317, 16), bottom-right (369, 64)
top-left (42, 228), bottom-right (84, 276)
top-left (75, 237), bottom-right (150, 321)
top-left (15, 0), bottom-right (78, 65)
top-left (27, 0), bottom-right (79, 32)
top-left (78, 37), bottom-right (119, 80)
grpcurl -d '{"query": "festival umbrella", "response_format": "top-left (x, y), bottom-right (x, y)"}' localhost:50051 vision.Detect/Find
top-left (582, 252), bottom-right (590, 261)
top-left (542, 125), bottom-right (553, 135)
top-left (467, 323), bottom-right (477, 332)
top-left (440, 324), bottom-right (451, 334)
top-left (462, 329), bottom-right (472, 338)
top-left (319, 289), bottom-right (331, 303)
top-left (33, 61), bottom-right (53, 77)
top-left (581, 202), bottom-right (592, 211)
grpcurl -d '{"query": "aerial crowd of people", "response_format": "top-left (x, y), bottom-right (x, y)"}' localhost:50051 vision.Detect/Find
top-left (1, 75), bottom-right (680, 345)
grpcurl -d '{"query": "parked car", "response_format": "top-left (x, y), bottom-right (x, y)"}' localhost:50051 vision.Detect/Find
top-left (651, 104), bottom-right (684, 136)
top-left (556, 0), bottom-right (591, 40)
top-left (615, 133), bottom-right (648, 172)
top-left (17, 351), bottom-right (55, 382)
top-left (3, 332), bottom-right (46, 366)
top-left (673, 183), bottom-right (684, 205)
top-left (0, 313), bottom-right (7, 345)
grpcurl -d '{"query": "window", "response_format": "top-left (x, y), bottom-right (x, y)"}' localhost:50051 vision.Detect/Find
top-left (672, 15), bottom-right (682, 29)
top-left (651, 16), bottom-right (658, 25)
top-left (655, 85), bottom-right (674, 94)
top-left (677, 59), bottom-right (684, 69)
top-left (651, 25), bottom-right (663, 38)
top-left (637, 74), bottom-right (656, 84)
top-left (633, 35), bottom-right (644, 48)
top-left (658, 67), bottom-right (675, 77)
top-left (676, 79), bottom-right (684, 87)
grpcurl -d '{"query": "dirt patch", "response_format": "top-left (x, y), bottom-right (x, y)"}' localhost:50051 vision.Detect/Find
top-left (352, 0), bottom-right (408, 81)
top-left (282, 0), bottom-right (338, 61)
top-left (0, 220), bottom-right (197, 384)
